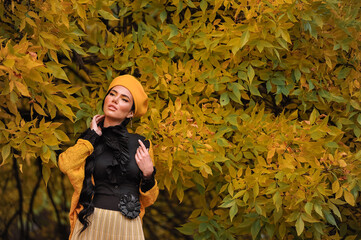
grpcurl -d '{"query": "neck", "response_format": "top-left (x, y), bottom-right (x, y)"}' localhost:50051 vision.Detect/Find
top-left (103, 117), bottom-right (124, 128)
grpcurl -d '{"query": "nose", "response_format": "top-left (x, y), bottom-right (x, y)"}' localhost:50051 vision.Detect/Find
top-left (112, 96), bottom-right (118, 104)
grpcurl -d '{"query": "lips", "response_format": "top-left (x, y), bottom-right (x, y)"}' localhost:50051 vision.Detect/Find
top-left (108, 104), bottom-right (117, 111)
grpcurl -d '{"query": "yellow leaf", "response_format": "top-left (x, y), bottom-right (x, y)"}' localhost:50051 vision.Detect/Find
top-left (344, 190), bottom-right (355, 206)
top-left (335, 186), bottom-right (343, 199)
top-left (34, 103), bottom-right (47, 116)
top-left (190, 159), bottom-right (204, 167)
top-left (62, 13), bottom-right (69, 28)
top-left (228, 165), bottom-right (236, 178)
top-left (54, 130), bottom-right (70, 142)
top-left (281, 29), bottom-right (291, 43)
top-left (200, 164), bottom-right (212, 176)
top-left (176, 187), bottom-right (184, 203)
top-left (175, 97), bottom-right (181, 111)
top-left (3, 59), bottom-right (15, 68)
top-left (253, 182), bottom-right (259, 198)
top-left (219, 184), bottom-right (228, 194)
top-left (19, 18), bottom-right (26, 31)
top-left (14, 81), bottom-right (31, 97)
top-left (279, 222), bottom-right (286, 239)
top-left (50, 50), bottom-right (59, 64)
top-left (332, 180), bottom-right (340, 194)
top-left (27, 11), bottom-right (39, 19)
top-left (338, 159), bottom-right (347, 167)
top-left (267, 148), bottom-right (275, 162)
top-left (228, 183), bottom-right (234, 196)
top-left (1, 144), bottom-right (11, 165)
top-left (301, 213), bottom-right (319, 223)
top-left (25, 17), bottom-right (37, 27)
top-left (27, 69), bottom-right (43, 82)
top-left (44, 134), bottom-right (59, 146)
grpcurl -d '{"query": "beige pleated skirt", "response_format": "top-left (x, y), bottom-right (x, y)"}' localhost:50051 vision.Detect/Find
top-left (71, 207), bottom-right (145, 240)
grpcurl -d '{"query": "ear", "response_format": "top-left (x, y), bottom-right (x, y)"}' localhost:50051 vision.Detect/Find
top-left (127, 111), bottom-right (134, 119)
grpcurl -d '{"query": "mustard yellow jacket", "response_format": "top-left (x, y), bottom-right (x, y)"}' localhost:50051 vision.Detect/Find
top-left (58, 139), bottom-right (159, 239)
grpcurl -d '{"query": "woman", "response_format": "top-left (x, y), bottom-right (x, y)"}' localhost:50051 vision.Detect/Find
top-left (59, 75), bottom-right (159, 240)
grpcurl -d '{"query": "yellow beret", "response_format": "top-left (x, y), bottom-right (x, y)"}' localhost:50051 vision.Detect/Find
top-left (107, 75), bottom-right (148, 117)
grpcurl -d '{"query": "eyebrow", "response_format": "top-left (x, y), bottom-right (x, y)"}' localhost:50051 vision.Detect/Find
top-left (110, 89), bottom-right (131, 99)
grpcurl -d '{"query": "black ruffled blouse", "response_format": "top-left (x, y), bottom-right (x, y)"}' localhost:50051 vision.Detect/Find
top-left (80, 123), bottom-right (155, 218)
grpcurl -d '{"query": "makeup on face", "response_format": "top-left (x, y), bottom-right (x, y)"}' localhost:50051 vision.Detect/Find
top-left (103, 86), bottom-right (134, 127)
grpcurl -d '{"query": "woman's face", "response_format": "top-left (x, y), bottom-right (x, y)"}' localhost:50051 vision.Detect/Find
top-left (103, 85), bottom-right (134, 123)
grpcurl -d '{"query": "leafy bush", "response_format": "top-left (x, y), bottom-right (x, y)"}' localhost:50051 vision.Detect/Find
top-left (1, 0), bottom-right (360, 239)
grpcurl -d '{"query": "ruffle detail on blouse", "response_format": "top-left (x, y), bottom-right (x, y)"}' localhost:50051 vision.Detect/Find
top-left (101, 122), bottom-right (130, 184)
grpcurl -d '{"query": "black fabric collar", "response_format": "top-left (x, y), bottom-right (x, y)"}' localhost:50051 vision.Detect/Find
top-left (100, 121), bottom-right (130, 183)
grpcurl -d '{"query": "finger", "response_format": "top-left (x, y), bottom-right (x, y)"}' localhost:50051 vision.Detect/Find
top-left (92, 115), bottom-right (99, 123)
top-left (135, 150), bottom-right (142, 161)
top-left (95, 116), bottom-right (102, 124)
top-left (91, 117), bottom-right (97, 128)
top-left (138, 140), bottom-right (147, 151)
top-left (139, 149), bottom-right (149, 161)
top-left (138, 146), bottom-right (148, 157)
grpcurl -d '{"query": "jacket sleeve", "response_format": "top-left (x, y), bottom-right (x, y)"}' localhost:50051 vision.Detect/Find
top-left (58, 139), bottom-right (94, 240)
top-left (139, 140), bottom-right (159, 208)
top-left (58, 139), bottom-right (94, 185)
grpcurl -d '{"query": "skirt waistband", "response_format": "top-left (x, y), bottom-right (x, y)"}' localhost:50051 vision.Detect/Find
top-left (93, 193), bottom-right (141, 219)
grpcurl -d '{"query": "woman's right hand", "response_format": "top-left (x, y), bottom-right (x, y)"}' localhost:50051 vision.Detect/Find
top-left (91, 115), bottom-right (105, 136)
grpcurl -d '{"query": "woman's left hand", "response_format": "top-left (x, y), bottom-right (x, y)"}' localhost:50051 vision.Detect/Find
top-left (135, 140), bottom-right (154, 178)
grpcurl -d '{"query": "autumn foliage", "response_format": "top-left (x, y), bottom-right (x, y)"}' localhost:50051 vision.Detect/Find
top-left (1, 0), bottom-right (361, 239)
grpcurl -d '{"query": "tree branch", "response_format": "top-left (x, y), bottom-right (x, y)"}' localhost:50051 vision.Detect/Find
top-left (13, 158), bottom-right (24, 239)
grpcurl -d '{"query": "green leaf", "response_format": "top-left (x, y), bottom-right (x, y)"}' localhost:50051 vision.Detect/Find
top-left (357, 114), bottom-right (361, 125)
top-left (200, 0), bottom-right (208, 12)
top-left (273, 191), bottom-right (282, 211)
top-left (240, 30), bottom-right (250, 48)
top-left (220, 92), bottom-right (230, 106)
top-left (228, 83), bottom-right (242, 102)
top-left (42, 164), bottom-right (51, 186)
top-left (199, 222), bottom-right (208, 233)
top-left (323, 210), bottom-right (338, 228)
top-left (229, 203), bottom-right (238, 222)
top-left (304, 202), bottom-right (313, 215)
top-left (98, 9), bottom-right (118, 20)
top-left (314, 203), bottom-right (323, 218)
top-left (274, 208), bottom-right (283, 223)
top-left (160, 10), bottom-right (167, 23)
top-left (168, 24), bottom-right (179, 39)
top-left (251, 219), bottom-right (261, 239)
top-left (46, 62), bottom-right (69, 82)
top-left (337, 67), bottom-right (351, 79)
top-left (247, 65), bottom-right (255, 84)
top-left (249, 85), bottom-right (261, 97)
top-left (309, 108), bottom-right (318, 124)
top-left (1, 144), bottom-right (11, 165)
top-left (177, 222), bottom-right (195, 235)
top-left (325, 142), bottom-right (339, 148)
top-left (296, 216), bottom-right (304, 236)
top-left (87, 46), bottom-right (100, 53)
top-left (250, 60), bottom-right (265, 67)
